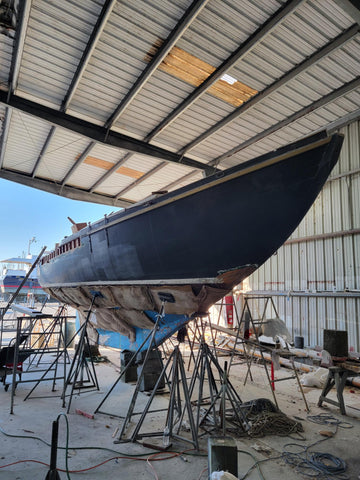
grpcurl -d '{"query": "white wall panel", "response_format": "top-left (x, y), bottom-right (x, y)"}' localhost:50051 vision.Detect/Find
top-left (317, 298), bottom-right (327, 346)
top-left (347, 299), bottom-right (359, 352)
top-left (327, 298), bottom-right (336, 330)
top-left (307, 242), bottom-right (316, 291)
top-left (355, 235), bottom-right (360, 289)
top-left (337, 298), bottom-right (346, 331)
top-left (308, 299), bottom-right (318, 346)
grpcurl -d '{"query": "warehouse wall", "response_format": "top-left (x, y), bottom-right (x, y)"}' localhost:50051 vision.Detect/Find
top-left (242, 120), bottom-right (360, 352)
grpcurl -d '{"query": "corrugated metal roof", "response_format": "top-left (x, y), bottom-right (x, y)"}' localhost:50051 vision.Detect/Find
top-left (0, 35), bottom-right (13, 87)
top-left (2, 110), bottom-right (51, 173)
top-left (0, 0), bottom-right (359, 207)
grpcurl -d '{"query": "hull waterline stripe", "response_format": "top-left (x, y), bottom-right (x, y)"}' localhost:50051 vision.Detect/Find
top-left (41, 276), bottom-right (223, 288)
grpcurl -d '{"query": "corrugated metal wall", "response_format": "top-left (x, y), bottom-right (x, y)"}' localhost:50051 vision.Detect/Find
top-left (239, 120), bottom-right (360, 351)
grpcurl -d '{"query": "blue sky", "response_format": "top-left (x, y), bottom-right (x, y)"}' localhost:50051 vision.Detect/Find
top-left (0, 179), bottom-right (120, 261)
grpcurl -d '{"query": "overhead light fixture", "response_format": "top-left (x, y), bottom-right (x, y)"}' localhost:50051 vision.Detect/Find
top-left (221, 74), bottom-right (237, 85)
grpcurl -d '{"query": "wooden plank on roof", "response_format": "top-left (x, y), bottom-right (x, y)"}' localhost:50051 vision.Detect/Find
top-left (83, 155), bottom-right (144, 179)
top-left (159, 46), bottom-right (257, 107)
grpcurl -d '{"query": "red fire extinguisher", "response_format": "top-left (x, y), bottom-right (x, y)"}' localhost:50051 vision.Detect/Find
top-left (224, 295), bottom-right (234, 326)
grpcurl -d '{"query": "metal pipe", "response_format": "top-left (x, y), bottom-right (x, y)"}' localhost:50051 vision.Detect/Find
top-left (243, 290), bottom-right (360, 298)
top-left (285, 228), bottom-right (360, 245)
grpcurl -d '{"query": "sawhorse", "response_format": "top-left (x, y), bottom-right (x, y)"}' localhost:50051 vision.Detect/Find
top-left (318, 366), bottom-right (350, 415)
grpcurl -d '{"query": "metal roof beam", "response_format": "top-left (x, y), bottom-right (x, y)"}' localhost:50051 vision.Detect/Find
top-left (144, 0), bottom-right (304, 140)
top-left (0, 108), bottom-right (12, 169)
top-left (337, 0), bottom-right (360, 25)
top-left (88, 0), bottom-right (209, 193)
top-left (31, 126), bottom-right (56, 177)
top-left (0, 168), bottom-right (134, 208)
top-left (325, 107), bottom-right (360, 133)
top-left (89, 152), bottom-right (131, 193)
top-left (163, 170), bottom-right (199, 192)
top-left (8, 0), bottom-right (32, 96)
top-left (105, 0), bottom-right (209, 129)
top-left (115, 163), bottom-right (166, 199)
top-left (90, 0), bottom-right (301, 194)
top-left (60, 141), bottom-right (96, 187)
top-left (178, 24), bottom-right (359, 155)
top-left (61, 0), bottom-right (117, 111)
top-left (32, 1), bottom-right (116, 182)
top-left (0, 91), bottom-right (215, 174)
top-left (211, 76), bottom-right (360, 166)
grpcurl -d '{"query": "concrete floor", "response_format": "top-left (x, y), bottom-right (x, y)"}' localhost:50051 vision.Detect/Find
top-left (0, 344), bottom-right (359, 480)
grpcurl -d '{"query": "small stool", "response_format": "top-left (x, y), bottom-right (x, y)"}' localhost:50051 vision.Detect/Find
top-left (318, 366), bottom-right (349, 415)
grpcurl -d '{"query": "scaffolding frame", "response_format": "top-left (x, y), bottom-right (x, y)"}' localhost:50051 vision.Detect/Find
top-left (223, 295), bottom-right (309, 412)
top-left (0, 306), bottom-right (75, 413)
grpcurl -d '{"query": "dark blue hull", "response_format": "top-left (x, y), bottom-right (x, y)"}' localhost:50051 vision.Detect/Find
top-left (39, 132), bottom-right (343, 346)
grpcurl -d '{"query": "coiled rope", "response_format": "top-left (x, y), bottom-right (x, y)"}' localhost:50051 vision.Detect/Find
top-left (247, 411), bottom-right (304, 438)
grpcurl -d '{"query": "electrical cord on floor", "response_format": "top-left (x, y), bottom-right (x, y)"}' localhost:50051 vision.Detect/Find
top-left (282, 441), bottom-right (348, 479)
top-left (2, 413), bottom-right (350, 478)
top-left (0, 424), bottom-right (163, 457)
top-left (306, 413), bottom-right (353, 429)
top-left (56, 413), bottom-right (71, 480)
top-left (309, 452), bottom-right (347, 476)
top-left (282, 416), bottom-right (351, 479)
top-left (237, 449), bottom-right (278, 480)
top-left (237, 413), bottom-right (352, 480)
top-left (196, 465), bottom-right (208, 480)
top-left (0, 422), bottom-right (206, 476)
top-left (0, 424), bottom-right (205, 457)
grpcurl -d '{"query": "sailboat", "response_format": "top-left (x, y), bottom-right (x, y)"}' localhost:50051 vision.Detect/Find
top-left (38, 131), bottom-right (343, 350)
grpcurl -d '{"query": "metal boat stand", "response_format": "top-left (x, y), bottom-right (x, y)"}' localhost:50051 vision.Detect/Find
top-left (61, 294), bottom-right (100, 413)
top-left (186, 340), bottom-right (250, 438)
top-left (242, 297), bottom-right (309, 412)
top-left (94, 293), bottom-right (175, 434)
top-left (219, 296), bottom-right (251, 376)
top-left (112, 293), bottom-right (176, 442)
top-left (186, 312), bottom-right (219, 372)
top-left (94, 319), bottom-right (163, 417)
top-left (127, 344), bottom-right (199, 450)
